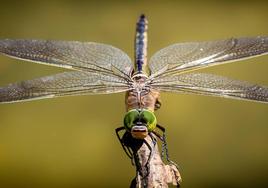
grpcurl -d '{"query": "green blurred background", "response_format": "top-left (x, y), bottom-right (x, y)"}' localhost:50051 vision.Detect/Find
top-left (0, 0), bottom-right (267, 187)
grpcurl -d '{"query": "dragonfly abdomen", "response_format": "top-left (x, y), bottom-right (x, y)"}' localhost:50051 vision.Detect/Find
top-left (135, 14), bottom-right (148, 74)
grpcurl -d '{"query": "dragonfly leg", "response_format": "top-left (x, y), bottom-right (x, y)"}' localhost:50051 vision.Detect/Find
top-left (152, 130), bottom-right (165, 159)
top-left (149, 133), bottom-right (157, 159)
top-left (115, 127), bottom-right (134, 163)
top-left (156, 124), bottom-right (180, 169)
top-left (155, 124), bottom-right (170, 160)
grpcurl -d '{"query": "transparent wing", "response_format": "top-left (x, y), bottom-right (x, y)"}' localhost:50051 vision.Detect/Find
top-left (0, 71), bottom-right (131, 103)
top-left (151, 73), bottom-right (268, 103)
top-left (0, 39), bottom-right (133, 79)
top-left (149, 36), bottom-right (268, 78)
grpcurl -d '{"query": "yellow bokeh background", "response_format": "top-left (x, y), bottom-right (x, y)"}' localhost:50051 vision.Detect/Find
top-left (0, 1), bottom-right (267, 187)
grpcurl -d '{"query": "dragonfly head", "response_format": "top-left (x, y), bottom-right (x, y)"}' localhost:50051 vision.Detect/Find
top-left (124, 109), bottom-right (157, 139)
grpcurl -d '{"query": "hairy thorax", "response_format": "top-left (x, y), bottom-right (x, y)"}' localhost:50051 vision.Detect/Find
top-left (125, 76), bottom-right (161, 112)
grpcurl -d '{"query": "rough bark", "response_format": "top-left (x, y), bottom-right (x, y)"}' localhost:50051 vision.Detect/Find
top-left (130, 135), bottom-right (181, 188)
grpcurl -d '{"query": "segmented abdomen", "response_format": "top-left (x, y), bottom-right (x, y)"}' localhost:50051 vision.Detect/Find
top-left (135, 14), bottom-right (148, 73)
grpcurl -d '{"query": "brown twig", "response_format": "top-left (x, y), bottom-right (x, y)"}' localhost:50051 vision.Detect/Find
top-left (129, 134), bottom-right (182, 188)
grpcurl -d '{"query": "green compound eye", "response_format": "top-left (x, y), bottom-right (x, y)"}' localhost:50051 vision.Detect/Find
top-left (123, 109), bottom-right (157, 132)
top-left (140, 109), bottom-right (157, 132)
top-left (124, 109), bottom-right (139, 131)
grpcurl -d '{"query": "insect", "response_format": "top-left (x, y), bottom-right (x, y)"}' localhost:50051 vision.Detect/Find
top-left (0, 14), bottom-right (267, 173)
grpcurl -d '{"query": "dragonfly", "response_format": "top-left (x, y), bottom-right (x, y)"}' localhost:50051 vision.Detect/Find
top-left (0, 14), bottom-right (268, 168)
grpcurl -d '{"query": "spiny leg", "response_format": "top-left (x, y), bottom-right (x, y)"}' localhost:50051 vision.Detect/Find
top-left (152, 124), bottom-right (167, 159)
top-left (156, 124), bottom-right (169, 161)
top-left (155, 125), bottom-right (181, 187)
top-left (143, 133), bottom-right (157, 178)
top-left (133, 134), bottom-right (157, 180)
top-left (115, 128), bottom-right (147, 186)
top-left (155, 124), bottom-right (180, 169)
top-left (115, 127), bottom-right (134, 162)
top-left (152, 130), bottom-right (165, 159)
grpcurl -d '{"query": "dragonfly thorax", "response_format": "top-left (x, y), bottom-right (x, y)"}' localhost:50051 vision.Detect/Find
top-left (123, 109), bottom-right (157, 139)
top-left (131, 74), bottom-right (149, 93)
top-left (126, 74), bottom-right (161, 112)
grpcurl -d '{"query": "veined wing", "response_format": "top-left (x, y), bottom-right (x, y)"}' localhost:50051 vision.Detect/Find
top-left (151, 73), bottom-right (268, 103)
top-left (0, 71), bottom-right (130, 103)
top-left (149, 37), bottom-right (268, 79)
top-left (0, 39), bottom-right (133, 79)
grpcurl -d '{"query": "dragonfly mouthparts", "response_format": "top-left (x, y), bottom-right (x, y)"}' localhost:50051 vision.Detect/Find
top-left (131, 125), bottom-right (148, 139)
